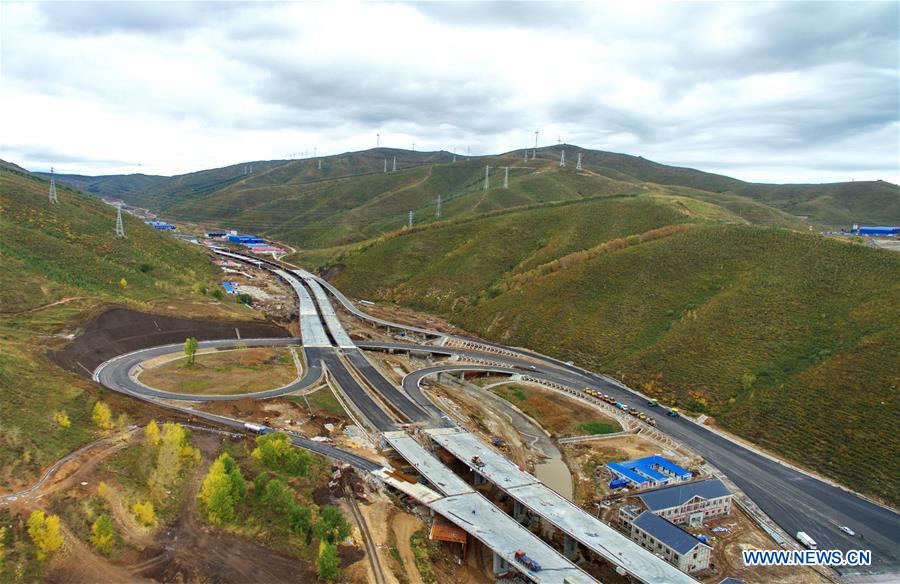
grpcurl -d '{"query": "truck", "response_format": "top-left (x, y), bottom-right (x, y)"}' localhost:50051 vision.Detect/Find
top-left (514, 550), bottom-right (542, 572)
top-left (244, 422), bottom-right (273, 435)
top-left (796, 531), bottom-right (818, 549)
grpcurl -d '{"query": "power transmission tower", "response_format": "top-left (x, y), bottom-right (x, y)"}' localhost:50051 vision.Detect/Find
top-left (412, 142), bottom-right (415, 152)
top-left (435, 194), bottom-right (442, 219)
top-left (524, 150), bottom-right (528, 162)
top-left (560, 150), bottom-right (566, 167)
top-left (407, 210), bottom-right (413, 229)
top-left (576, 153), bottom-right (583, 170)
top-left (249, 163), bottom-right (253, 174)
top-left (318, 158), bottom-right (322, 170)
top-left (115, 203), bottom-right (125, 237)
top-left (484, 166), bottom-right (490, 190)
top-left (384, 158), bottom-right (388, 173)
top-left (392, 156), bottom-right (397, 172)
top-left (376, 133), bottom-right (380, 148)
top-left (48, 167), bottom-right (58, 204)
top-left (533, 130), bottom-right (538, 159)
top-left (504, 166), bottom-right (509, 188)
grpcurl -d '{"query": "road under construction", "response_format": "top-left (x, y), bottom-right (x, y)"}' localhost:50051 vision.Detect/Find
top-left (90, 248), bottom-right (899, 582)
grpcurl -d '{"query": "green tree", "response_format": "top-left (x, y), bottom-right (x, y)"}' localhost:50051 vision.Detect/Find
top-left (237, 292), bottom-right (253, 305)
top-left (316, 541), bottom-right (342, 582)
top-left (198, 453), bottom-right (244, 525)
top-left (314, 506), bottom-right (350, 544)
top-left (89, 514), bottom-right (116, 555)
top-left (251, 432), bottom-right (311, 476)
top-left (26, 511), bottom-right (63, 561)
top-left (289, 505), bottom-right (312, 536)
top-left (92, 401), bottom-right (114, 433)
top-left (184, 337), bottom-right (199, 365)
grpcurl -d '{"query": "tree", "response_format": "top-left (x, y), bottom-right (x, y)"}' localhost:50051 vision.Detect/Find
top-left (314, 506), bottom-right (351, 544)
top-left (251, 432), bottom-right (311, 476)
top-left (97, 481), bottom-right (110, 500)
top-left (198, 453), bottom-right (244, 525)
top-left (237, 292), bottom-right (253, 306)
top-left (132, 501), bottom-right (156, 527)
top-left (0, 525), bottom-right (6, 572)
top-left (316, 541), bottom-right (342, 582)
top-left (92, 402), bottom-right (114, 433)
top-left (148, 423), bottom-right (198, 501)
top-left (26, 511), bottom-right (63, 561)
top-left (184, 337), bottom-right (199, 365)
top-left (53, 411), bottom-right (71, 428)
top-left (144, 420), bottom-right (161, 447)
top-left (89, 514), bottom-right (116, 555)
top-left (119, 278), bottom-right (128, 288)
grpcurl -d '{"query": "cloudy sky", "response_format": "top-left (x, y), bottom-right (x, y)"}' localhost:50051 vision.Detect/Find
top-left (2, 1), bottom-right (898, 183)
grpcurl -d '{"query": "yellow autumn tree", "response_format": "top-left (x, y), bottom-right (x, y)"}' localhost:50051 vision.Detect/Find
top-left (132, 501), bottom-right (156, 527)
top-left (53, 411), bottom-right (71, 428)
top-left (92, 401), bottom-right (114, 433)
top-left (26, 511), bottom-right (64, 561)
top-left (97, 481), bottom-right (110, 500)
top-left (119, 278), bottom-right (128, 288)
top-left (144, 419), bottom-right (161, 447)
top-left (89, 514), bottom-right (116, 555)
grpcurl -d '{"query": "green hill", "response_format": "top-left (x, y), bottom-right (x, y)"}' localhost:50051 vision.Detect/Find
top-left (0, 162), bottom-right (233, 489)
top-left (51, 146), bottom-right (897, 245)
top-left (329, 199), bottom-right (900, 504)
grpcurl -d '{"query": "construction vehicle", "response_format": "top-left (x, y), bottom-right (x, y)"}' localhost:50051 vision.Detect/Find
top-left (514, 550), bottom-right (542, 572)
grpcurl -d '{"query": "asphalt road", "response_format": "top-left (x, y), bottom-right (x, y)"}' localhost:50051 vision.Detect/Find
top-left (391, 354), bottom-right (900, 576)
top-left (212, 251), bottom-right (900, 575)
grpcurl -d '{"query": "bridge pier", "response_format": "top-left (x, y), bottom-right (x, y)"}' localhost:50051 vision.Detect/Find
top-left (563, 534), bottom-right (578, 559)
top-left (492, 551), bottom-right (510, 574)
top-left (513, 499), bottom-right (527, 523)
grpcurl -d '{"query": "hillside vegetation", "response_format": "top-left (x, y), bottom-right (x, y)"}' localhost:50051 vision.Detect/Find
top-left (0, 162), bottom-right (239, 490)
top-left (49, 146), bottom-right (898, 249)
top-left (330, 200), bottom-right (900, 504)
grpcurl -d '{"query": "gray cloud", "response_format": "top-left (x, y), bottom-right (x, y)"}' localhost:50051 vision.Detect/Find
top-left (1, 1), bottom-right (896, 183)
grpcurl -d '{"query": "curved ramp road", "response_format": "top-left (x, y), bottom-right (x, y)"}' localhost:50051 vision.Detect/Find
top-left (94, 338), bottom-right (323, 401)
top-left (217, 250), bottom-right (900, 576)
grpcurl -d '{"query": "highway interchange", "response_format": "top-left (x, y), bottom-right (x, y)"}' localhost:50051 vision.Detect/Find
top-left (90, 249), bottom-right (899, 581)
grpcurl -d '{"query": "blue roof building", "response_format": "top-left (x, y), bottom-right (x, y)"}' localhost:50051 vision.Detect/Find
top-left (851, 226), bottom-right (899, 236)
top-left (606, 455), bottom-right (692, 488)
top-left (619, 506), bottom-right (711, 574)
top-left (635, 478), bottom-right (733, 526)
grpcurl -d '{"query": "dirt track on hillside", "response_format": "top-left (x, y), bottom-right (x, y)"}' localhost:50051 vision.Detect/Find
top-left (51, 307), bottom-right (291, 375)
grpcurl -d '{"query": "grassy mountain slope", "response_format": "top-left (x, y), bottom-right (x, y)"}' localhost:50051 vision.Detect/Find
top-left (50, 146), bottom-right (896, 250)
top-left (35, 171), bottom-right (168, 201)
top-left (330, 200), bottom-right (900, 503)
top-left (0, 162), bottom-right (238, 489)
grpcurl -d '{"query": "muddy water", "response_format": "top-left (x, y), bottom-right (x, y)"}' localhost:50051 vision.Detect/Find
top-left (535, 453), bottom-right (574, 500)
